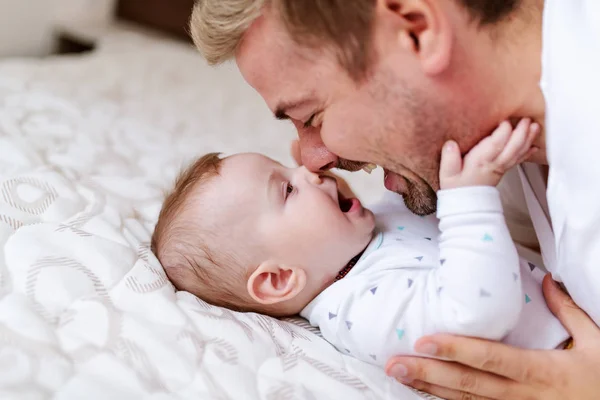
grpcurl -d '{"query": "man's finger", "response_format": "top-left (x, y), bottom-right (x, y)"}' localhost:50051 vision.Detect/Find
top-left (542, 275), bottom-right (600, 343)
top-left (411, 335), bottom-right (549, 384)
top-left (410, 381), bottom-right (495, 400)
top-left (385, 356), bottom-right (522, 399)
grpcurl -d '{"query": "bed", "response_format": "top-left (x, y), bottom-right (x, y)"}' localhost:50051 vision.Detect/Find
top-left (0, 1), bottom-right (433, 399)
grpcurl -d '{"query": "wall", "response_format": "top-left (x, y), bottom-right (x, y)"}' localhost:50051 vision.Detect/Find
top-left (0, 0), bottom-right (116, 57)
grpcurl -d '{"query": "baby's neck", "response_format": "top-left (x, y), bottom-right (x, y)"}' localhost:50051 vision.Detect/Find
top-left (334, 248), bottom-right (367, 282)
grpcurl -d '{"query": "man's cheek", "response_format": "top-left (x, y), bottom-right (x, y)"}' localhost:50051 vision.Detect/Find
top-left (320, 118), bottom-right (344, 156)
top-left (322, 112), bottom-right (367, 161)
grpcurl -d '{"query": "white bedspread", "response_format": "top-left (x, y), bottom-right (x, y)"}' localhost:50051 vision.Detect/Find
top-left (0, 26), bottom-right (430, 399)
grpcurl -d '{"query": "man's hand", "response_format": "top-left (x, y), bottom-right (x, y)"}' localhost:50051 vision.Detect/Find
top-left (385, 275), bottom-right (600, 400)
top-left (440, 119), bottom-right (539, 190)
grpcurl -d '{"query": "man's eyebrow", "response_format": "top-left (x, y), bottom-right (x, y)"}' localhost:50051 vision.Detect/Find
top-left (274, 98), bottom-right (313, 120)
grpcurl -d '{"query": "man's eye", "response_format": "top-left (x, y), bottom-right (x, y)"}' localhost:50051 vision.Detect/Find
top-left (303, 114), bottom-right (315, 129)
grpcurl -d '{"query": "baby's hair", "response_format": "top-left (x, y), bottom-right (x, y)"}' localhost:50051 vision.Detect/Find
top-left (151, 153), bottom-right (253, 311)
top-left (152, 152), bottom-right (298, 317)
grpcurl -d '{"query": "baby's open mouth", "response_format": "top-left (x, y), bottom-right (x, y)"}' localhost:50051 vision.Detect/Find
top-left (338, 192), bottom-right (354, 213)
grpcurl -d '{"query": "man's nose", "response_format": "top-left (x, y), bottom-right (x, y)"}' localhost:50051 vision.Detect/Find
top-left (298, 127), bottom-right (339, 172)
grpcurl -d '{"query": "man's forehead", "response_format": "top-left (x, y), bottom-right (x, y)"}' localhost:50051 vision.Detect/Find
top-left (236, 11), bottom-right (329, 112)
top-left (236, 11), bottom-right (292, 81)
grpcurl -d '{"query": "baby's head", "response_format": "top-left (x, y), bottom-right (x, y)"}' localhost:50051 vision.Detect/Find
top-left (152, 152), bottom-right (375, 316)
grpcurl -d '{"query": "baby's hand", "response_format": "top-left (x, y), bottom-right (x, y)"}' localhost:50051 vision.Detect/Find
top-left (439, 119), bottom-right (540, 190)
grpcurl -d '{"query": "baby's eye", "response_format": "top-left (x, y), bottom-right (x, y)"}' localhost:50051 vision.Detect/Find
top-left (285, 182), bottom-right (295, 199)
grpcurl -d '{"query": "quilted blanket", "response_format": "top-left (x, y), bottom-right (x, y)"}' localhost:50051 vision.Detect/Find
top-left (0, 26), bottom-right (429, 399)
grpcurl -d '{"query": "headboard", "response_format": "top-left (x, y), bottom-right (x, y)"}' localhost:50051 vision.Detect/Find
top-left (116, 0), bottom-right (196, 42)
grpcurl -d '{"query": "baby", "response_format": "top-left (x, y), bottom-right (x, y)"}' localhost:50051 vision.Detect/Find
top-left (151, 119), bottom-right (569, 367)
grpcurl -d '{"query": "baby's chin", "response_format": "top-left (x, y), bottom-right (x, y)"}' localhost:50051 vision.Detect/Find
top-left (359, 207), bottom-right (377, 236)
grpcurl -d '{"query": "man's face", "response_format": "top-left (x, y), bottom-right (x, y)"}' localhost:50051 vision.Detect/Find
top-left (236, 6), bottom-right (483, 215)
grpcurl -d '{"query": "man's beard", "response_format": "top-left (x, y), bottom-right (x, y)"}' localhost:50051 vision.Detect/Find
top-left (331, 62), bottom-right (479, 217)
top-left (402, 177), bottom-right (437, 216)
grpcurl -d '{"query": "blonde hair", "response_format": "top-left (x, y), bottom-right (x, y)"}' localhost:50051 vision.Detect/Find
top-left (189, 0), bottom-right (265, 65)
top-left (189, 0), bottom-right (522, 77)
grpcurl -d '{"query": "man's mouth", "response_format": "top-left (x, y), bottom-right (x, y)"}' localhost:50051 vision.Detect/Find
top-left (336, 161), bottom-right (408, 196)
top-left (362, 163), bottom-right (377, 173)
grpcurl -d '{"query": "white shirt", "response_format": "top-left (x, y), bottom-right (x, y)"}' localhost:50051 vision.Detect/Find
top-left (301, 188), bottom-right (568, 367)
top-left (524, 0), bottom-right (600, 325)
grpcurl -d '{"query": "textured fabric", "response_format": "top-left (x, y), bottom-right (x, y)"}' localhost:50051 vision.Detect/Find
top-left (302, 188), bottom-right (569, 367)
top-left (0, 26), bottom-right (427, 400)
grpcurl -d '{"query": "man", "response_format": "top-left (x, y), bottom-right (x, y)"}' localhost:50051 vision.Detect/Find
top-left (190, 0), bottom-right (600, 398)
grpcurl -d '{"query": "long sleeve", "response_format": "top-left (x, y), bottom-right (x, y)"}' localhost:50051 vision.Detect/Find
top-left (302, 186), bottom-right (524, 366)
top-left (433, 186), bottom-right (523, 338)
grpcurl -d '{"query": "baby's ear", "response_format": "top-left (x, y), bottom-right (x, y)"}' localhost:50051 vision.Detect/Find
top-left (247, 261), bottom-right (306, 305)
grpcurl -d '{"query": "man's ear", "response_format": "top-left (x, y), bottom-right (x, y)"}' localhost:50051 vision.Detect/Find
top-left (376, 0), bottom-right (453, 75)
top-left (247, 261), bottom-right (307, 305)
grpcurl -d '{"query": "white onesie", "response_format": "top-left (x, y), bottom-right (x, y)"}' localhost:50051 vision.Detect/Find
top-left (301, 187), bottom-right (569, 366)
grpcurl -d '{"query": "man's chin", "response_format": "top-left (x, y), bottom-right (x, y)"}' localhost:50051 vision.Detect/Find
top-left (383, 169), bottom-right (437, 216)
top-left (402, 188), bottom-right (437, 216)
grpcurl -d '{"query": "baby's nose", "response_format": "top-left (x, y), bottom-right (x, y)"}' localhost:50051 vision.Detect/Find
top-left (308, 171), bottom-right (323, 185)
top-left (297, 166), bottom-right (323, 185)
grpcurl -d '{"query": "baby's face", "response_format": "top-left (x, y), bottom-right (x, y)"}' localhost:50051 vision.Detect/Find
top-left (206, 153), bottom-right (375, 295)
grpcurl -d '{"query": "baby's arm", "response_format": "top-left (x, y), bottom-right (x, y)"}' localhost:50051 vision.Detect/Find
top-left (432, 186), bottom-right (522, 338)
top-left (434, 119), bottom-right (539, 339)
top-left (432, 119), bottom-right (540, 337)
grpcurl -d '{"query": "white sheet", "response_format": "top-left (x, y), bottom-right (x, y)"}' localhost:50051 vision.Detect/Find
top-left (0, 26), bottom-right (433, 399)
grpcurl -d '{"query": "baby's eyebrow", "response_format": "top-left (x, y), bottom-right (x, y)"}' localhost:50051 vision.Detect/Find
top-left (266, 169), bottom-right (282, 205)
